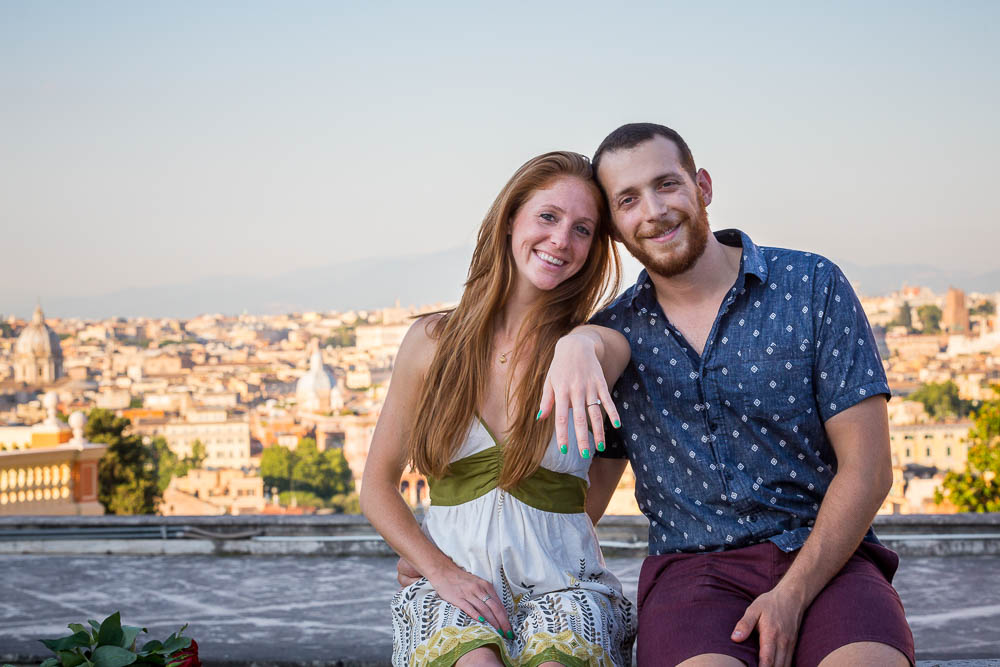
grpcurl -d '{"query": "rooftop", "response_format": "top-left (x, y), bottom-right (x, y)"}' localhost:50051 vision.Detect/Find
top-left (1, 553), bottom-right (998, 666)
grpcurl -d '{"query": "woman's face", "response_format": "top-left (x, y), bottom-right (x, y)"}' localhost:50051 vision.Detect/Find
top-left (508, 176), bottom-right (599, 296)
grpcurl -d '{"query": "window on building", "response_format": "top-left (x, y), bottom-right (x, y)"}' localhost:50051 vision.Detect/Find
top-left (946, 446), bottom-right (952, 456)
top-left (926, 447), bottom-right (931, 457)
top-left (905, 448), bottom-right (911, 457)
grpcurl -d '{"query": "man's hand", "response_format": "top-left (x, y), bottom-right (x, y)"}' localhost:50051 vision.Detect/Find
top-left (538, 332), bottom-right (621, 458)
top-left (396, 556), bottom-right (422, 587)
top-left (731, 585), bottom-right (807, 667)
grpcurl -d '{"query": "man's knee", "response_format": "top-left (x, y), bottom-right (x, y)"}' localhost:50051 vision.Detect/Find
top-left (676, 654), bottom-right (746, 667)
top-left (817, 641), bottom-right (909, 667)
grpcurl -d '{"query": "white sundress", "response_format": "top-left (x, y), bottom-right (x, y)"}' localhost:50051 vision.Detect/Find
top-left (391, 415), bottom-right (636, 666)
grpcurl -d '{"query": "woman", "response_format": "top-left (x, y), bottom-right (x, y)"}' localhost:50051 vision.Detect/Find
top-left (360, 151), bottom-right (635, 666)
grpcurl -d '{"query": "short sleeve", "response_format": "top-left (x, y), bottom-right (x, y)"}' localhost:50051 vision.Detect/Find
top-left (812, 260), bottom-right (891, 421)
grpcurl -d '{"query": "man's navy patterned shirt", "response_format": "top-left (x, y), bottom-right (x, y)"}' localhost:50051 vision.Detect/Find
top-left (592, 229), bottom-right (890, 555)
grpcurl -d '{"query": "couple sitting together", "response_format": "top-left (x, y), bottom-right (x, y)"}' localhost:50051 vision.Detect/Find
top-left (360, 123), bottom-right (915, 667)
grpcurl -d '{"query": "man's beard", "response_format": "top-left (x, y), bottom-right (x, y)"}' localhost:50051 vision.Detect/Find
top-left (620, 196), bottom-right (710, 279)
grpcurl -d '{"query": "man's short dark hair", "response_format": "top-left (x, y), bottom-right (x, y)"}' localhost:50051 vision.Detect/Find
top-left (592, 123), bottom-right (697, 182)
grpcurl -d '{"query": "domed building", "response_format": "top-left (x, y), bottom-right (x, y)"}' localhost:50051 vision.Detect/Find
top-left (14, 305), bottom-right (63, 385)
top-left (296, 340), bottom-right (335, 413)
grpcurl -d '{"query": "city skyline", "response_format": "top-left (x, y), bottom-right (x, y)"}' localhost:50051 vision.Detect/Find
top-left (2, 2), bottom-right (999, 315)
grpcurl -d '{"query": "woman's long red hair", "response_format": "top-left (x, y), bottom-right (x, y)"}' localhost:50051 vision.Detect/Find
top-left (407, 151), bottom-right (621, 488)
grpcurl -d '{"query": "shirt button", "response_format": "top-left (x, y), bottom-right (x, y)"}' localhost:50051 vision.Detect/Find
top-left (725, 472), bottom-right (734, 481)
top-left (749, 515), bottom-right (758, 523)
top-left (710, 423), bottom-right (719, 432)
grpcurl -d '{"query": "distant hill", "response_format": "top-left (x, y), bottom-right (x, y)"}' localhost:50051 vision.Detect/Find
top-left (3, 246), bottom-right (997, 319)
top-left (835, 261), bottom-right (1000, 298)
top-left (6, 246), bottom-right (476, 319)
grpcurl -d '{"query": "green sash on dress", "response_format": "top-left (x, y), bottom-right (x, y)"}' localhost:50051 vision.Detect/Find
top-left (427, 418), bottom-right (587, 514)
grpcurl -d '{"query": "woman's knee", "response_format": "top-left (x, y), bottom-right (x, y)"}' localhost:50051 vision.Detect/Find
top-left (454, 645), bottom-right (504, 666)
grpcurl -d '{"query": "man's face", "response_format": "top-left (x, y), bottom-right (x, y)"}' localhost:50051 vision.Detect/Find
top-left (597, 135), bottom-right (712, 278)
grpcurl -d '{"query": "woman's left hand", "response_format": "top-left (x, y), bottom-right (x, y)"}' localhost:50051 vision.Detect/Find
top-left (397, 556), bottom-right (422, 587)
top-left (538, 332), bottom-right (620, 458)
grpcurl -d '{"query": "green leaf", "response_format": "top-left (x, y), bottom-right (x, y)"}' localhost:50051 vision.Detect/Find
top-left (159, 636), bottom-right (190, 655)
top-left (39, 660), bottom-right (61, 667)
top-left (88, 620), bottom-right (102, 632)
top-left (135, 654), bottom-right (165, 666)
top-left (91, 645), bottom-right (137, 667)
top-left (41, 631), bottom-right (92, 652)
top-left (121, 625), bottom-right (145, 650)
top-left (57, 651), bottom-right (87, 667)
top-left (68, 623), bottom-right (89, 636)
top-left (138, 639), bottom-right (163, 654)
top-left (97, 612), bottom-right (124, 648)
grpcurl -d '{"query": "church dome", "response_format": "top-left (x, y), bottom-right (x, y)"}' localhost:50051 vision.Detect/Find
top-left (296, 342), bottom-right (334, 410)
top-left (15, 305), bottom-right (62, 360)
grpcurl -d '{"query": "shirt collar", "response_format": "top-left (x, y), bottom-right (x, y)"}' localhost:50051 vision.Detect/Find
top-left (627, 228), bottom-right (769, 310)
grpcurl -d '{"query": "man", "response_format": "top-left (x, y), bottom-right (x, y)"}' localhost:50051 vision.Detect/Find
top-left (540, 123), bottom-right (914, 666)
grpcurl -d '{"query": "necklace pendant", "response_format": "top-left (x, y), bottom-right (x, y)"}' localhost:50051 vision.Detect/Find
top-left (499, 352), bottom-right (508, 364)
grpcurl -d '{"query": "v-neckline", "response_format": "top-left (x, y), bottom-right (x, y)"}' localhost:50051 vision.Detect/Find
top-left (476, 414), bottom-right (507, 448)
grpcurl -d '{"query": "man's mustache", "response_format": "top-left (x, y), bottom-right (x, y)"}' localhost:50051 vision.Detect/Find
top-left (637, 210), bottom-right (690, 240)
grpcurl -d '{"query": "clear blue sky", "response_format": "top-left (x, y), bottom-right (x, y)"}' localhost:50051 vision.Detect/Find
top-left (2, 1), bottom-right (998, 313)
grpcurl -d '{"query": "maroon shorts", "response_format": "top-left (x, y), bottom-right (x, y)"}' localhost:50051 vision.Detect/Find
top-left (636, 541), bottom-right (915, 666)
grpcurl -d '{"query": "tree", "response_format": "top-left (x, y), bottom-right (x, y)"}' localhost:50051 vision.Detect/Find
top-left (150, 437), bottom-right (206, 493)
top-left (85, 409), bottom-right (160, 514)
top-left (330, 492), bottom-right (361, 514)
top-left (917, 304), bottom-right (942, 333)
top-left (260, 437), bottom-right (354, 503)
top-left (324, 325), bottom-right (356, 348)
top-left (888, 301), bottom-right (913, 332)
top-left (261, 444), bottom-right (294, 493)
top-left (935, 387), bottom-right (1000, 512)
top-left (971, 299), bottom-right (996, 317)
top-left (907, 381), bottom-right (975, 420)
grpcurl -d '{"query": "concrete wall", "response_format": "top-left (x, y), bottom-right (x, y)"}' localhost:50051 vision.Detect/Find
top-left (1, 513), bottom-right (998, 557)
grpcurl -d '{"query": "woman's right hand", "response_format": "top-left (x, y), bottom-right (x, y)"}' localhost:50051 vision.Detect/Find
top-left (427, 564), bottom-right (513, 639)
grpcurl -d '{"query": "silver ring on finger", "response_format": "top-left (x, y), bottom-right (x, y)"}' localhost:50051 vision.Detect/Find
top-left (586, 399), bottom-right (601, 407)
top-left (481, 594), bottom-right (491, 603)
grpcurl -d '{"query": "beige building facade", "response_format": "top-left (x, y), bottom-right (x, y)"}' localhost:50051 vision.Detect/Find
top-left (165, 409), bottom-right (252, 469)
top-left (889, 421), bottom-right (972, 471)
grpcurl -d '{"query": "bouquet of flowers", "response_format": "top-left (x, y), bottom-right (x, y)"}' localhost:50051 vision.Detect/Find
top-left (4, 611), bottom-right (200, 667)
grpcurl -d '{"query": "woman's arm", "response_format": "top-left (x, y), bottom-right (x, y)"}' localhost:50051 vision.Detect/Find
top-left (586, 458), bottom-right (628, 525)
top-left (360, 315), bottom-right (512, 636)
top-left (538, 324), bottom-right (631, 457)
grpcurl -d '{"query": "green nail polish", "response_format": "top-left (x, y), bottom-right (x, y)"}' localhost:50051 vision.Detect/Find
top-left (478, 615), bottom-right (486, 623)
top-left (581, 449), bottom-right (590, 459)
top-left (560, 444), bottom-right (568, 454)
top-left (536, 409), bottom-right (543, 421)
top-left (497, 628), bottom-right (505, 637)
top-left (507, 630), bottom-right (515, 639)
top-left (597, 441), bottom-right (605, 452)
top-left (613, 419), bottom-right (621, 428)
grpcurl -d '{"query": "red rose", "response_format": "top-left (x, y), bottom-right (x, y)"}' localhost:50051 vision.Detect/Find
top-left (168, 639), bottom-right (201, 667)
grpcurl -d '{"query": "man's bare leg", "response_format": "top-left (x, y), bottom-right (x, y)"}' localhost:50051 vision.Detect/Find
top-left (677, 654), bottom-right (746, 666)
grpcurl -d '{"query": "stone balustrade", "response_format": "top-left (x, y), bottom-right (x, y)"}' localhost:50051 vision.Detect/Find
top-left (0, 442), bottom-right (106, 515)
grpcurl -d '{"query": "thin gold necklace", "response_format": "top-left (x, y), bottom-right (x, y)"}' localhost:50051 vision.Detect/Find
top-left (498, 350), bottom-right (512, 364)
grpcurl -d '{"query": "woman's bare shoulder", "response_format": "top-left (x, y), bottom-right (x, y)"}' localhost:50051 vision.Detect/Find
top-left (396, 313), bottom-right (447, 373)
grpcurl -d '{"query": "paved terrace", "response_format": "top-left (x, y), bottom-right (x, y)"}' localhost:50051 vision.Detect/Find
top-left (0, 515), bottom-right (998, 666)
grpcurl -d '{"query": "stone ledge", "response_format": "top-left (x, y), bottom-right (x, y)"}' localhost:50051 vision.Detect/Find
top-left (3, 514), bottom-right (1000, 557)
